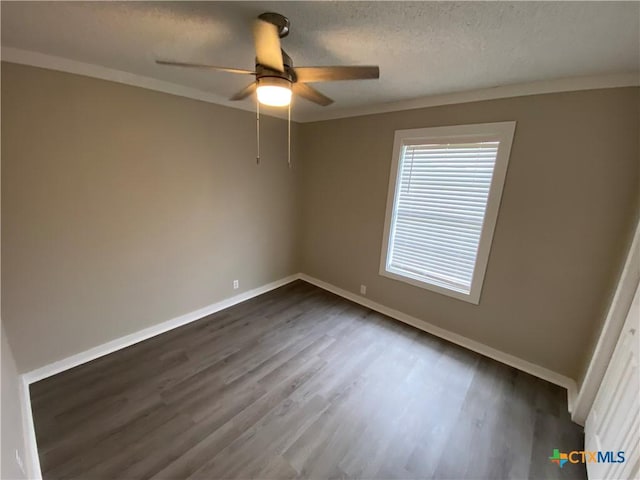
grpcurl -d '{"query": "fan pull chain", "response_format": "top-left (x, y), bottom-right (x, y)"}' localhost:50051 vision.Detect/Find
top-left (256, 99), bottom-right (260, 165)
top-left (287, 101), bottom-right (291, 168)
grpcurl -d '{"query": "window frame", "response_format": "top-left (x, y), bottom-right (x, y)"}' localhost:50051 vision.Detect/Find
top-left (379, 121), bottom-right (516, 305)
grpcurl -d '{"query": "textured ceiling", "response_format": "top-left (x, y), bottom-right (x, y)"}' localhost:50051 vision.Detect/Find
top-left (2, 1), bottom-right (639, 121)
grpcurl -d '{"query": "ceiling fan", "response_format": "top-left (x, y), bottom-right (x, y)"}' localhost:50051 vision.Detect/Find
top-left (156, 12), bottom-right (380, 108)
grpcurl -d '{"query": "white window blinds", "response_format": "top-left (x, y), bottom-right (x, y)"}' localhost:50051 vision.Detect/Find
top-left (386, 141), bottom-right (500, 295)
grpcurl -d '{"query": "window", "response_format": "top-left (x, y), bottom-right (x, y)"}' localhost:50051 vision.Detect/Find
top-left (380, 122), bottom-right (516, 304)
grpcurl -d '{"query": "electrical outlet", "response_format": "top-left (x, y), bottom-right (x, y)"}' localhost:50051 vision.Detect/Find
top-left (233, 280), bottom-right (239, 290)
top-left (360, 284), bottom-right (367, 295)
top-left (15, 450), bottom-right (25, 475)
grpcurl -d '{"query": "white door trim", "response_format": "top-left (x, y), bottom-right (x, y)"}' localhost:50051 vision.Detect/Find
top-left (572, 218), bottom-right (640, 426)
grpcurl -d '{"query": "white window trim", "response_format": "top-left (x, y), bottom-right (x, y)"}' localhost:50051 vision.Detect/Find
top-left (379, 121), bottom-right (517, 305)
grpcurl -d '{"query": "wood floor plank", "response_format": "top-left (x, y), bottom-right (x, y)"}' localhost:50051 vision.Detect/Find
top-left (30, 280), bottom-right (586, 480)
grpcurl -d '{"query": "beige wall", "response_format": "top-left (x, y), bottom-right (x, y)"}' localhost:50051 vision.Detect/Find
top-left (1, 62), bottom-right (300, 373)
top-left (1, 325), bottom-right (28, 479)
top-left (298, 88), bottom-right (639, 380)
top-left (2, 61), bottom-right (637, 383)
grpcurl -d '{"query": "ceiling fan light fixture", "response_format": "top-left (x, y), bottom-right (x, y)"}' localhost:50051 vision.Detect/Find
top-left (256, 77), bottom-right (292, 107)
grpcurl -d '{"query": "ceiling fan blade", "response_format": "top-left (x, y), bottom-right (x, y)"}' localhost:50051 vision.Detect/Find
top-left (294, 66), bottom-right (380, 83)
top-left (293, 83), bottom-right (334, 106)
top-left (253, 19), bottom-right (284, 72)
top-left (230, 82), bottom-right (257, 101)
top-left (156, 60), bottom-right (255, 75)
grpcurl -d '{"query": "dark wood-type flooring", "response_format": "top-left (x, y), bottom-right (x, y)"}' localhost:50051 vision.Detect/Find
top-left (31, 280), bottom-right (586, 479)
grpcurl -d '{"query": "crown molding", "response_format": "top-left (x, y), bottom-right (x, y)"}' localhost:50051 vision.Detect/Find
top-left (2, 46), bottom-right (638, 123)
top-left (297, 72), bottom-right (640, 122)
top-left (1, 47), bottom-right (289, 121)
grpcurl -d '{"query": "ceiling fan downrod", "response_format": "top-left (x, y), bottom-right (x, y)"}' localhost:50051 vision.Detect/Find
top-left (257, 12), bottom-right (290, 38)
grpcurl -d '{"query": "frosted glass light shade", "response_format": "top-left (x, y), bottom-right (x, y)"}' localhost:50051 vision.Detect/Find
top-left (256, 77), bottom-right (292, 107)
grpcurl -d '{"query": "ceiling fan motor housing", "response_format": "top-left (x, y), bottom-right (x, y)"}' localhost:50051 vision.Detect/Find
top-left (257, 76), bottom-right (291, 90)
top-left (255, 49), bottom-right (294, 83)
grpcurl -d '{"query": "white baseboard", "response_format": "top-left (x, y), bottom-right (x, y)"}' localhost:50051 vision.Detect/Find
top-left (19, 375), bottom-right (42, 480)
top-left (298, 273), bottom-right (578, 413)
top-left (19, 273), bottom-right (300, 479)
top-left (19, 270), bottom-right (579, 479)
top-left (23, 270), bottom-right (579, 402)
top-left (23, 274), bottom-right (300, 384)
